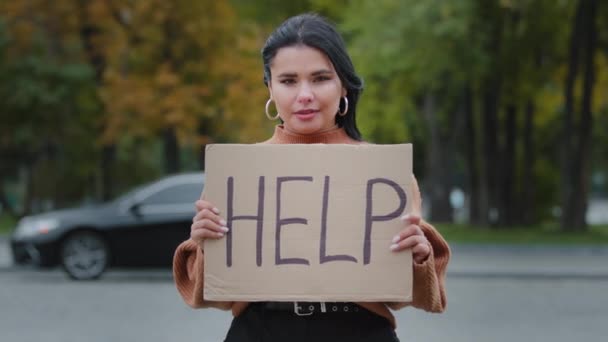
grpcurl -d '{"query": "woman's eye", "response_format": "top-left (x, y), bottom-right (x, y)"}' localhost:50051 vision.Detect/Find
top-left (314, 76), bottom-right (331, 82)
top-left (280, 79), bottom-right (296, 85)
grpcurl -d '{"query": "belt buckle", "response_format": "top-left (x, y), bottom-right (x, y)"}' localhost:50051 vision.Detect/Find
top-left (293, 302), bottom-right (314, 316)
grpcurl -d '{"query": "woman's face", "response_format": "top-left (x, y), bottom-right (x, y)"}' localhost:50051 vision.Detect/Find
top-left (268, 45), bottom-right (346, 135)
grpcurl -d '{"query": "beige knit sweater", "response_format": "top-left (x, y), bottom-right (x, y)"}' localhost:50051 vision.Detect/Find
top-left (173, 125), bottom-right (451, 329)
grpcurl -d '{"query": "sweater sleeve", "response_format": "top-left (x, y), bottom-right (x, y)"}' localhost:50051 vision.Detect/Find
top-left (390, 220), bottom-right (451, 312)
top-left (386, 176), bottom-right (451, 313)
top-left (173, 238), bottom-right (233, 310)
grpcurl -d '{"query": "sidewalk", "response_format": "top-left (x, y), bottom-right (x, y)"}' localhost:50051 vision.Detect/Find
top-left (0, 235), bottom-right (12, 269)
top-left (448, 243), bottom-right (608, 279)
top-left (1, 235), bottom-right (608, 278)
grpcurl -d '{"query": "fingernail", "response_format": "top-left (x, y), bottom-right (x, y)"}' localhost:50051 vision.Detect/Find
top-left (392, 235), bottom-right (400, 243)
top-left (221, 226), bottom-right (229, 233)
top-left (400, 214), bottom-right (410, 221)
top-left (217, 232), bottom-right (224, 237)
top-left (390, 244), bottom-right (399, 251)
top-left (219, 219), bottom-right (227, 226)
top-left (212, 207), bottom-right (220, 214)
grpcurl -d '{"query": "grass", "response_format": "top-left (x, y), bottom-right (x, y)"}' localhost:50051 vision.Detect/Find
top-left (0, 214), bottom-right (16, 235)
top-left (436, 222), bottom-right (608, 245)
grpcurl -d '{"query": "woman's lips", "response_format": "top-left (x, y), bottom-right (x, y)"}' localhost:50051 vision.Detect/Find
top-left (294, 109), bottom-right (318, 121)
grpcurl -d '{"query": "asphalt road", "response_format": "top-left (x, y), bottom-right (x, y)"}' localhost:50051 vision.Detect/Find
top-left (1, 238), bottom-right (608, 342)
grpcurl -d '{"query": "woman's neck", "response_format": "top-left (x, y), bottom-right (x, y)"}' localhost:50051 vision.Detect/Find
top-left (282, 124), bottom-right (339, 136)
top-left (263, 125), bottom-right (362, 144)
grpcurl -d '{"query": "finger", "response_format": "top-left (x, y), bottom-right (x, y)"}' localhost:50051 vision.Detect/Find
top-left (191, 218), bottom-right (229, 234)
top-left (390, 235), bottom-right (428, 252)
top-left (195, 200), bottom-right (220, 214)
top-left (400, 213), bottom-right (421, 225)
top-left (392, 224), bottom-right (424, 244)
top-left (193, 208), bottom-right (224, 225)
top-left (191, 227), bottom-right (224, 242)
top-left (412, 242), bottom-right (431, 263)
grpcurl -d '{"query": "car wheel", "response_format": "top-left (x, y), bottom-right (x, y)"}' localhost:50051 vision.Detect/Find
top-left (60, 231), bottom-right (109, 280)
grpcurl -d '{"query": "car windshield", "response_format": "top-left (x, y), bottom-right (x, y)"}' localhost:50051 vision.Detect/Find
top-left (110, 182), bottom-right (153, 204)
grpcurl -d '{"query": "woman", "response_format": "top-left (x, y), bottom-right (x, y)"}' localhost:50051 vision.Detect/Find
top-left (173, 13), bottom-right (450, 342)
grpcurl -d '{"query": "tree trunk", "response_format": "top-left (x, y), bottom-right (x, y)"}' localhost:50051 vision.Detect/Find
top-left (500, 104), bottom-right (517, 226)
top-left (163, 126), bottom-right (180, 174)
top-left (422, 92), bottom-right (452, 222)
top-left (198, 118), bottom-right (212, 171)
top-left (479, 4), bottom-right (504, 227)
top-left (100, 145), bottom-right (116, 201)
top-left (560, 0), bottom-right (583, 230)
top-left (199, 146), bottom-right (206, 171)
top-left (0, 183), bottom-right (17, 218)
top-left (561, 0), bottom-right (597, 231)
top-left (481, 76), bottom-right (502, 226)
top-left (463, 84), bottom-right (480, 224)
top-left (521, 100), bottom-right (536, 225)
top-left (567, 0), bottom-right (598, 231)
top-left (78, 0), bottom-right (113, 201)
top-left (23, 163), bottom-right (34, 215)
top-left (160, 11), bottom-right (182, 175)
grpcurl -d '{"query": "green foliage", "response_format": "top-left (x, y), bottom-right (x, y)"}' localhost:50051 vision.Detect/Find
top-left (333, 0), bottom-right (485, 144)
top-left (0, 1), bottom-right (606, 232)
top-left (330, 0), bottom-right (605, 227)
top-left (0, 18), bottom-right (101, 209)
top-left (0, 214), bottom-right (16, 234)
top-left (532, 158), bottom-right (561, 221)
top-left (232, 0), bottom-right (311, 25)
top-left (344, 0), bottom-right (482, 85)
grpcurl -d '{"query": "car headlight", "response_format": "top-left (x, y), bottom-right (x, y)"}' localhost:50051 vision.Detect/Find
top-left (13, 218), bottom-right (61, 239)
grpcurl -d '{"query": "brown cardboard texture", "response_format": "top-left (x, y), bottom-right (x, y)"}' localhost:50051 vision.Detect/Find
top-left (203, 144), bottom-right (414, 302)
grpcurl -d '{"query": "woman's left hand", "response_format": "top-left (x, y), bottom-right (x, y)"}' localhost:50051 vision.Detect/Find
top-left (390, 214), bottom-right (431, 264)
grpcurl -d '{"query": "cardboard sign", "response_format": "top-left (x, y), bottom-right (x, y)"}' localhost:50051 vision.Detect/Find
top-left (203, 144), bottom-right (414, 302)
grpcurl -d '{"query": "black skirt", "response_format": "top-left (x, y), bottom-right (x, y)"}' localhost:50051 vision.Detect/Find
top-left (224, 302), bottom-right (400, 342)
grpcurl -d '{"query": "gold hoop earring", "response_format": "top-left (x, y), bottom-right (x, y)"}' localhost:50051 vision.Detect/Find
top-left (339, 96), bottom-right (349, 116)
top-left (265, 98), bottom-right (280, 120)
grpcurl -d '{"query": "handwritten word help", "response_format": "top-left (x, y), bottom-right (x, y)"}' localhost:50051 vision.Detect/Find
top-left (223, 176), bottom-right (407, 267)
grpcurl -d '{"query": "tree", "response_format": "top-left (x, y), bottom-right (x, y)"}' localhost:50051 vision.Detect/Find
top-left (100, 0), bottom-right (278, 175)
top-left (337, 0), bottom-right (484, 222)
top-left (0, 8), bottom-right (100, 214)
top-left (330, 0), bottom-right (579, 227)
top-left (560, 0), bottom-right (599, 231)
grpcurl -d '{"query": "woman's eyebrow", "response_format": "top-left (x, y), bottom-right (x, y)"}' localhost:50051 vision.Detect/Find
top-left (311, 69), bottom-right (334, 76)
top-left (277, 72), bottom-right (298, 78)
top-left (276, 70), bottom-right (334, 78)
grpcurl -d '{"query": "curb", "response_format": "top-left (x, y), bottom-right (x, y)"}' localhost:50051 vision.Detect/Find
top-left (449, 243), bottom-right (608, 255)
top-left (0, 234), bottom-right (12, 270)
top-left (447, 270), bottom-right (608, 280)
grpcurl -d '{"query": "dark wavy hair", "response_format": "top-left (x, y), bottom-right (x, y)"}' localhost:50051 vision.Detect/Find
top-left (261, 13), bottom-right (364, 141)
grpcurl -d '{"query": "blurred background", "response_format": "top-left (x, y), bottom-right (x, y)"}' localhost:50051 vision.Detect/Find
top-left (1, 0), bottom-right (607, 234)
top-left (0, 0), bottom-right (607, 341)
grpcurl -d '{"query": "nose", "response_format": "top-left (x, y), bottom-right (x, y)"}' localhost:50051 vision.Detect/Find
top-left (297, 82), bottom-right (313, 104)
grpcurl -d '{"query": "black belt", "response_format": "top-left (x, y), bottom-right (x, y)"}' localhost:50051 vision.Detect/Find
top-left (260, 302), bottom-right (362, 316)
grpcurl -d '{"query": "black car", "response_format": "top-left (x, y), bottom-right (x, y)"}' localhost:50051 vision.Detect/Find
top-left (10, 172), bottom-right (204, 280)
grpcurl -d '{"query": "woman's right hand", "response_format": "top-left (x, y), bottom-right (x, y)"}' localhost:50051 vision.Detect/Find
top-left (190, 200), bottom-right (229, 245)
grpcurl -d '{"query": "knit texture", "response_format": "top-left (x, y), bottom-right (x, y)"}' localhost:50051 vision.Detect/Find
top-left (172, 124), bottom-right (451, 329)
